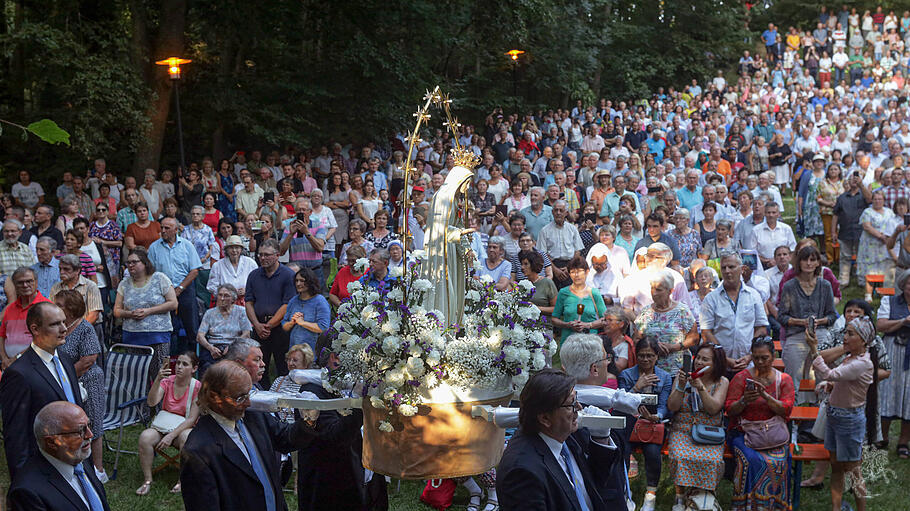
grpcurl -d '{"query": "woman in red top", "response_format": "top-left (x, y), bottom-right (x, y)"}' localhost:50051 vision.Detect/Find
top-left (329, 245), bottom-right (368, 307)
top-left (725, 337), bottom-right (795, 511)
top-left (136, 351), bottom-right (201, 496)
top-left (201, 192), bottom-right (223, 232)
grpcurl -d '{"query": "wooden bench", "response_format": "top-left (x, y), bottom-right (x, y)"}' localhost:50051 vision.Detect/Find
top-left (791, 443), bottom-right (830, 510)
top-left (798, 379), bottom-right (816, 393)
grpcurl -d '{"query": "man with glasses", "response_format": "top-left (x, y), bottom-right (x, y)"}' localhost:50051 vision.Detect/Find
top-left (180, 360), bottom-right (316, 511)
top-left (0, 220), bottom-right (36, 277)
top-left (116, 188), bottom-right (140, 233)
top-left (497, 368), bottom-right (621, 511)
top-left (244, 240), bottom-right (296, 389)
top-left (1, 302), bottom-right (83, 479)
top-left (0, 267), bottom-right (51, 368)
top-left (9, 401), bottom-right (110, 511)
top-left (700, 252), bottom-right (769, 378)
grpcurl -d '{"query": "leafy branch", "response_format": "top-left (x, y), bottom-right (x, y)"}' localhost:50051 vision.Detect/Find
top-left (0, 118), bottom-right (71, 146)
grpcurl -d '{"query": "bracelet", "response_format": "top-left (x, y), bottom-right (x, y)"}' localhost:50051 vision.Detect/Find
top-left (675, 384), bottom-right (686, 393)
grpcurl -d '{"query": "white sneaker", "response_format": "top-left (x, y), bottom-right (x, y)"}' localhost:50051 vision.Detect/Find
top-left (95, 467), bottom-right (109, 484)
top-left (640, 492), bottom-right (656, 511)
top-left (627, 499), bottom-right (636, 511)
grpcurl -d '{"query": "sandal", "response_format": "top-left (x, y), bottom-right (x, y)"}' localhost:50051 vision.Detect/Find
top-left (800, 478), bottom-right (824, 489)
top-left (483, 500), bottom-right (500, 511)
top-left (628, 457), bottom-right (639, 479)
top-left (874, 440), bottom-right (889, 451)
top-left (170, 482), bottom-right (182, 493)
top-left (135, 481), bottom-right (152, 496)
top-left (898, 444), bottom-right (910, 459)
top-left (466, 492), bottom-right (483, 511)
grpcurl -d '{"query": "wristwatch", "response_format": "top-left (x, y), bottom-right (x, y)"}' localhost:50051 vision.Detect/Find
top-left (176, 284), bottom-right (185, 291)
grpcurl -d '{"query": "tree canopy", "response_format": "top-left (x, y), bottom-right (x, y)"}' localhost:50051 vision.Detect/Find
top-left (0, 0), bottom-right (748, 179)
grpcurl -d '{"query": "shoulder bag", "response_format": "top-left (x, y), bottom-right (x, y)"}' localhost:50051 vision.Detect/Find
top-left (151, 377), bottom-right (197, 433)
top-left (740, 370), bottom-right (789, 450)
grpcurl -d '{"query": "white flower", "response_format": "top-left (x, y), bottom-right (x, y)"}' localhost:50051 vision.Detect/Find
top-left (479, 274), bottom-right (494, 283)
top-left (354, 257), bottom-right (370, 272)
top-left (486, 330), bottom-right (503, 352)
top-left (386, 368), bottom-right (406, 387)
top-left (503, 345), bottom-right (520, 362)
top-left (382, 336), bottom-right (401, 356)
top-left (408, 344), bottom-right (423, 357)
top-left (399, 403), bottom-right (418, 417)
top-left (370, 396), bottom-right (386, 409)
top-left (367, 291), bottom-right (380, 303)
top-left (472, 258), bottom-right (482, 271)
top-left (413, 279), bottom-right (433, 292)
top-left (389, 265), bottom-right (403, 278)
top-left (532, 352), bottom-right (546, 370)
top-left (378, 421), bottom-right (394, 432)
top-left (518, 348), bottom-right (531, 363)
top-left (383, 387), bottom-right (397, 400)
top-left (548, 340), bottom-right (558, 353)
top-left (346, 280), bottom-right (363, 294)
top-left (426, 350), bottom-right (441, 367)
top-left (512, 371), bottom-right (529, 387)
top-left (412, 249), bottom-right (427, 260)
top-left (386, 287), bottom-right (404, 301)
top-left (518, 306), bottom-right (541, 321)
top-left (518, 280), bottom-right (534, 292)
top-left (381, 320), bottom-right (400, 334)
top-left (406, 356), bottom-right (425, 377)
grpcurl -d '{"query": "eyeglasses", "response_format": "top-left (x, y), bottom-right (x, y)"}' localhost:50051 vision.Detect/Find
top-left (126, 259), bottom-right (141, 266)
top-left (559, 398), bottom-right (582, 411)
top-left (96, 208), bottom-right (107, 212)
top-left (226, 392), bottom-right (251, 403)
top-left (51, 424), bottom-right (91, 438)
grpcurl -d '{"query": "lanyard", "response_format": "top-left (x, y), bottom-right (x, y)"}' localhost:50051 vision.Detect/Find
top-left (722, 286), bottom-right (740, 313)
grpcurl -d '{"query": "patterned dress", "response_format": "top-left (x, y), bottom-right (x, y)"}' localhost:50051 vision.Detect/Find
top-left (669, 228), bottom-right (702, 267)
top-left (668, 382), bottom-right (725, 491)
top-left (59, 320), bottom-right (104, 437)
top-left (858, 207), bottom-right (896, 278)
top-left (88, 219), bottom-right (123, 275)
top-left (635, 302), bottom-right (696, 373)
top-left (802, 173), bottom-right (824, 237)
top-left (218, 172), bottom-right (238, 223)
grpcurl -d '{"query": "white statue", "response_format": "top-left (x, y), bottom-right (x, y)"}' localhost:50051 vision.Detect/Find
top-left (416, 165), bottom-right (474, 325)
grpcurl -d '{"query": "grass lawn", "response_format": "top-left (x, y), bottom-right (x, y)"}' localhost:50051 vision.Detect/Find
top-left (1, 194), bottom-right (908, 510)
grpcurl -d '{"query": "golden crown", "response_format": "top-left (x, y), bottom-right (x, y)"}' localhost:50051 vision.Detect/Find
top-left (452, 148), bottom-right (481, 170)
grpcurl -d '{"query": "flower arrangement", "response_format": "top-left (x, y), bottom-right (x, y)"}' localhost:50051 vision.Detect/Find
top-left (328, 250), bottom-right (554, 432)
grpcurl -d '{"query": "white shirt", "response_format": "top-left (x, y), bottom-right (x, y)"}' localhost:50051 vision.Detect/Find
top-left (587, 269), bottom-right (620, 302)
top-left (207, 255), bottom-right (259, 295)
top-left (538, 222), bottom-right (584, 260)
top-left (700, 284), bottom-right (769, 360)
top-left (744, 274), bottom-right (771, 303)
top-left (765, 264), bottom-right (789, 304)
top-left (746, 220), bottom-right (796, 260)
top-left (210, 412), bottom-right (252, 463)
top-left (31, 343), bottom-right (64, 389)
top-left (538, 433), bottom-right (594, 511)
top-left (40, 449), bottom-right (90, 508)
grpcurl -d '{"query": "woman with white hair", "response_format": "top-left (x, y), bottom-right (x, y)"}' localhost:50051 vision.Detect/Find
top-left (197, 284), bottom-right (251, 368)
top-left (477, 236), bottom-right (512, 291)
top-left (634, 269), bottom-right (698, 374)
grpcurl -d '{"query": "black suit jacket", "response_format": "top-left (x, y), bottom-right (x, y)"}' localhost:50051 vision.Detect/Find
top-left (496, 428), bottom-right (622, 511)
top-left (296, 383), bottom-right (387, 511)
top-left (180, 410), bottom-right (308, 511)
top-left (0, 346), bottom-right (83, 480)
top-left (8, 456), bottom-right (110, 511)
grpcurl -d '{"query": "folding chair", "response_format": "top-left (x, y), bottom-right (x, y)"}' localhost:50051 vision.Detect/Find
top-left (101, 343), bottom-right (154, 480)
top-left (153, 446), bottom-right (180, 476)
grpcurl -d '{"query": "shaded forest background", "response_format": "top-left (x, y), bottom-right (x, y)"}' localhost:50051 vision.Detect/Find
top-left (0, 0), bottom-right (895, 181)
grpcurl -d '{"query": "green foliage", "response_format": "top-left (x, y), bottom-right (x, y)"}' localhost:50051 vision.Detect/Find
top-left (26, 119), bottom-right (70, 145)
top-left (2, 0), bottom-right (748, 174)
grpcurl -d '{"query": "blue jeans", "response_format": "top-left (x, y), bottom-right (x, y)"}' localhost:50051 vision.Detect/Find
top-left (171, 285), bottom-right (199, 355)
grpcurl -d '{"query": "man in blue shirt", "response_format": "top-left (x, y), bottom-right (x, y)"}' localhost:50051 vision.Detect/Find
top-left (30, 238), bottom-right (59, 299)
top-left (148, 217), bottom-right (202, 353)
top-left (360, 248), bottom-right (396, 290)
top-left (520, 187), bottom-right (553, 240)
top-left (762, 23), bottom-right (778, 56)
top-left (675, 170), bottom-right (704, 211)
top-left (633, 213), bottom-right (681, 265)
top-left (645, 130), bottom-right (667, 164)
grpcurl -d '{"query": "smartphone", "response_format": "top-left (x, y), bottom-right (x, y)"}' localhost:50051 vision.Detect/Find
top-left (741, 252), bottom-right (759, 271)
top-left (583, 212), bottom-right (598, 223)
top-left (252, 220), bottom-right (264, 231)
top-left (903, 213), bottom-right (910, 226)
top-left (296, 212), bottom-right (308, 223)
top-left (682, 351), bottom-right (693, 373)
top-left (746, 379), bottom-right (756, 391)
top-left (647, 186), bottom-right (662, 193)
top-left (495, 205), bottom-right (509, 216)
top-left (807, 315), bottom-right (816, 335)
top-left (263, 191), bottom-right (275, 202)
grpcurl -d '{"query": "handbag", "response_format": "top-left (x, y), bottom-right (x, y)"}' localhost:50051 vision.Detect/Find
top-left (691, 424), bottom-right (726, 445)
top-left (419, 478), bottom-right (456, 511)
top-left (151, 378), bottom-right (197, 434)
top-left (740, 371), bottom-right (789, 450)
top-left (630, 418), bottom-right (665, 445)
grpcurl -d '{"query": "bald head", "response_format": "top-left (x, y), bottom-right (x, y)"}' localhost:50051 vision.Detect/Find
top-left (34, 401), bottom-right (92, 466)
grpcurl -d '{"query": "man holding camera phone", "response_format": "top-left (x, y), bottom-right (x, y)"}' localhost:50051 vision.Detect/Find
top-left (279, 198), bottom-right (330, 295)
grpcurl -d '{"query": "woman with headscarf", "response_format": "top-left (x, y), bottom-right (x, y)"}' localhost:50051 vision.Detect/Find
top-left (807, 315), bottom-right (879, 511)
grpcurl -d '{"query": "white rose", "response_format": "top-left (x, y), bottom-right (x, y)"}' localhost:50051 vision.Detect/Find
top-left (370, 396), bottom-right (386, 409)
top-left (532, 352), bottom-right (546, 370)
top-left (386, 369), bottom-right (406, 387)
top-left (466, 290), bottom-right (481, 302)
top-left (398, 403), bottom-right (418, 417)
top-left (518, 279), bottom-right (534, 292)
top-left (479, 274), bottom-right (493, 283)
top-left (354, 257), bottom-right (370, 272)
top-left (512, 371), bottom-right (529, 387)
top-left (413, 279), bottom-right (433, 292)
top-left (408, 344), bottom-right (423, 357)
top-left (412, 249), bottom-right (427, 260)
top-left (378, 421), bottom-right (394, 433)
top-left (503, 345), bottom-right (520, 362)
top-left (406, 356), bottom-right (425, 377)
top-left (382, 336), bottom-right (401, 356)
top-left (346, 280), bottom-right (363, 294)
top-left (386, 287), bottom-right (404, 301)
top-left (389, 265), bottom-right (403, 278)
top-left (426, 350), bottom-right (441, 367)
top-left (381, 321), bottom-right (400, 335)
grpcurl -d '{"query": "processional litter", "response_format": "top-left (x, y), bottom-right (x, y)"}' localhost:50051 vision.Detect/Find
top-left (250, 87), bottom-right (652, 479)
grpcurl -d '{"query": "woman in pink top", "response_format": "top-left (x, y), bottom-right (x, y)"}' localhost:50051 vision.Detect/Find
top-left (136, 351), bottom-right (201, 496)
top-left (808, 316), bottom-right (878, 511)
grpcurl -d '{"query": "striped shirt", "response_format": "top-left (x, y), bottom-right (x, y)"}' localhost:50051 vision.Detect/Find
top-left (50, 277), bottom-right (103, 321)
top-left (0, 241), bottom-right (37, 276)
top-left (0, 292), bottom-right (51, 357)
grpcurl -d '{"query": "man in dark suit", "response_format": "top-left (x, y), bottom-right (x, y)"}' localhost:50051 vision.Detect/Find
top-left (180, 360), bottom-right (311, 511)
top-left (8, 401), bottom-right (110, 511)
top-left (0, 301), bottom-right (84, 480)
top-left (496, 368), bottom-right (622, 511)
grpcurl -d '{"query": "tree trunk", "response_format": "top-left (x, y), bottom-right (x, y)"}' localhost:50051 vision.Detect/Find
top-left (131, 0), bottom-right (187, 174)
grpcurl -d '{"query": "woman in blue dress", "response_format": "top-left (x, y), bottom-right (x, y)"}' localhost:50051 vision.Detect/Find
top-left (217, 158), bottom-right (237, 223)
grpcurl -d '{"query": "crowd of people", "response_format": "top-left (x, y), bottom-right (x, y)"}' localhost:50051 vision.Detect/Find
top-left (1, 6), bottom-right (910, 511)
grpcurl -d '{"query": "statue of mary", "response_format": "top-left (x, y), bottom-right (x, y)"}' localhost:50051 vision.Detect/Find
top-left (416, 165), bottom-right (474, 326)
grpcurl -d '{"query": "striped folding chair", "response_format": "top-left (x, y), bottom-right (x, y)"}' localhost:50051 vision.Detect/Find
top-left (102, 343), bottom-right (154, 480)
